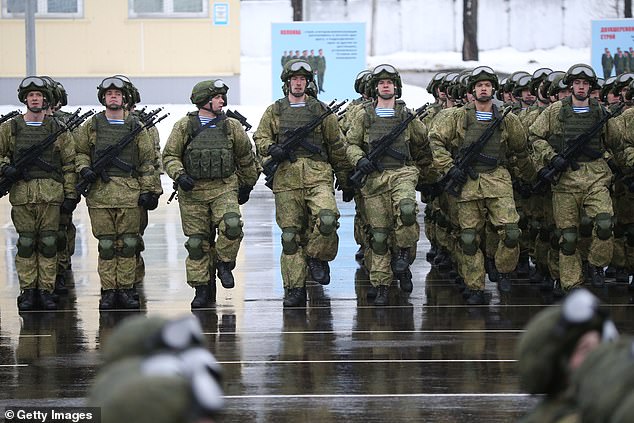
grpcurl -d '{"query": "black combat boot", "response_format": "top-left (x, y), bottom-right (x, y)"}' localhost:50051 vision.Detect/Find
top-left (283, 287), bottom-right (307, 307)
top-left (529, 265), bottom-right (545, 284)
top-left (217, 261), bottom-right (236, 289)
top-left (398, 268), bottom-right (413, 293)
top-left (590, 265), bottom-right (605, 287)
top-left (426, 244), bottom-right (438, 263)
top-left (191, 285), bottom-right (212, 309)
top-left (374, 285), bottom-right (389, 306)
top-left (38, 290), bottom-right (58, 311)
top-left (485, 257), bottom-right (499, 282)
top-left (515, 253), bottom-right (530, 278)
top-left (118, 288), bottom-right (140, 309)
top-left (307, 257), bottom-right (330, 285)
top-left (605, 265), bottom-right (617, 278)
top-left (208, 279), bottom-right (217, 304)
top-left (355, 246), bottom-right (365, 262)
top-left (54, 274), bottom-right (68, 295)
top-left (99, 289), bottom-right (118, 311)
top-left (17, 289), bottom-right (38, 311)
top-left (465, 289), bottom-right (487, 305)
top-left (392, 248), bottom-right (411, 274)
top-left (540, 274), bottom-right (555, 292)
top-left (366, 285), bottom-right (377, 299)
top-left (498, 273), bottom-right (512, 293)
top-left (615, 267), bottom-right (630, 283)
top-left (553, 280), bottom-right (565, 298)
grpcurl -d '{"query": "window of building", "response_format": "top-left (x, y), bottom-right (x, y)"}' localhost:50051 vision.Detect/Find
top-left (129, 0), bottom-right (208, 18)
top-left (2, 0), bottom-right (83, 18)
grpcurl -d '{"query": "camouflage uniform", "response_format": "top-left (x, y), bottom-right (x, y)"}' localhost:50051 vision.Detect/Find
top-left (0, 115), bottom-right (76, 299)
top-left (613, 107), bottom-right (634, 282)
top-left (162, 111), bottom-right (258, 290)
top-left (430, 102), bottom-right (531, 294)
top-left (529, 96), bottom-right (622, 290)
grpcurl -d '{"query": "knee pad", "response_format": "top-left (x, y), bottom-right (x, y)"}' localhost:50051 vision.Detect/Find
top-left (16, 232), bottom-right (35, 258)
top-left (98, 236), bottom-right (116, 260)
top-left (560, 227), bottom-right (578, 256)
top-left (398, 199), bottom-right (418, 227)
top-left (370, 228), bottom-right (390, 255)
top-left (57, 226), bottom-right (68, 252)
top-left (317, 209), bottom-right (338, 236)
top-left (185, 235), bottom-right (207, 261)
top-left (625, 224), bottom-right (634, 247)
top-left (460, 228), bottom-right (479, 256)
top-left (503, 223), bottom-right (521, 248)
top-left (120, 234), bottom-right (139, 258)
top-left (579, 215), bottom-right (594, 238)
top-left (281, 228), bottom-right (299, 255)
top-left (38, 231), bottom-right (58, 258)
top-left (222, 212), bottom-right (243, 240)
top-left (594, 213), bottom-right (613, 241)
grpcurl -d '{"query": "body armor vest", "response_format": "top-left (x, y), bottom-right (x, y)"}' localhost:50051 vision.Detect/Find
top-left (275, 97), bottom-right (328, 161)
top-left (183, 112), bottom-right (235, 180)
top-left (363, 101), bottom-right (411, 170)
top-left (12, 116), bottom-right (63, 181)
top-left (93, 112), bottom-right (139, 178)
top-left (460, 105), bottom-right (505, 173)
top-left (550, 97), bottom-right (604, 162)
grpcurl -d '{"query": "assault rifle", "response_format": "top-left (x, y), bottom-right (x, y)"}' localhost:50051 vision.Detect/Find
top-left (0, 108), bottom-right (93, 198)
top-left (262, 99), bottom-right (347, 189)
top-left (531, 103), bottom-right (624, 193)
top-left (226, 109), bottom-right (252, 131)
top-left (0, 110), bottom-right (20, 125)
top-left (444, 107), bottom-right (512, 197)
top-left (76, 108), bottom-right (169, 197)
top-left (349, 103), bottom-right (430, 188)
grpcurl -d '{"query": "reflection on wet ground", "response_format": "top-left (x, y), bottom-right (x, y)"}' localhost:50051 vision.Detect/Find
top-left (1, 177), bottom-right (633, 422)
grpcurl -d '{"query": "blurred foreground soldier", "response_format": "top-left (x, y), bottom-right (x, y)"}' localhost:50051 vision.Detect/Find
top-left (517, 288), bottom-right (618, 423)
top-left (346, 64), bottom-right (430, 305)
top-left (253, 59), bottom-right (350, 307)
top-left (163, 80), bottom-right (258, 309)
top-left (75, 76), bottom-right (158, 310)
top-left (0, 77), bottom-right (77, 311)
top-left (529, 64), bottom-right (622, 293)
top-left (430, 66), bottom-right (531, 304)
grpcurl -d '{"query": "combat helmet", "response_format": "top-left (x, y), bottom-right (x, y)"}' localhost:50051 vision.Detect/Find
top-left (612, 71), bottom-right (634, 97)
top-left (467, 66), bottom-right (499, 92)
top-left (370, 64), bottom-right (402, 98)
top-left (17, 76), bottom-right (54, 105)
top-left (280, 59), bottom-right (314, 83)
top-left (354, 70), bottom-right (371, 95)
top-left (517, 289), bottom-right (617, 396)
top-left (547, 73), bottom-right (568, 98)
top-left (97, 76), bottom-right (131, 106)
top-left (190, 79), bottom-right (229, 108)
top-left (427, 72), bottom-right (448, 97)
top-left (601, 76), bottom-right (617, 102)
top-left (512, 74), bottom-right (533, 100)
top-left (562, 63), bottom-right (597, 86)
top-left (529, 67), bottom-right (552, 97)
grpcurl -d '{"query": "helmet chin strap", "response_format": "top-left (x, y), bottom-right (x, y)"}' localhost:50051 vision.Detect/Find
top-left (27, 99), bottom-right (49, 114)
top-left (572, 92), bottom-right (589, 101)
top-left (474, 93), bottom-right (492, 103)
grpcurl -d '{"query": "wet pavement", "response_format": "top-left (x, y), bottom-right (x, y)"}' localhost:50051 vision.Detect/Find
top-left (1, 176), bottom-right (633, 422)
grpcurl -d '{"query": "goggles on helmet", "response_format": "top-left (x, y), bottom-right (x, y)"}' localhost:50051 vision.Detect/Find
top-left (616, 73), bottom-right (634, 85)
top-left (372, 64), bottom-right (398, 76)
top-left (532, 68), bottom-right (553, 79)
top-left (212, 79), bottom-right (227, 90)
top-left (516, 75), bottom-right (532, 89)
top-left (100, 77), bottom-right (127, 90)
top-left (471, 66), bottom-right (496, 78)
top-left (433, 72), bottom-right (448, 82)
top-left (289, 61), bottom-right (312, 73)
top-left (568, 65), bottom-right (595, 80)
top-left (547, 71), bottom-right (565, 83)
top-left (19, 76), bottom-right (47, 90)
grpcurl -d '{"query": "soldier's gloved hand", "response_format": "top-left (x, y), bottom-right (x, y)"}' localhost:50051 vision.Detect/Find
top-left (416, 182), bottom-right (443, 199)
top-left (177, 174), bottom-right (195, 192)
top-left (80, 166), bottom-right (98, 183)
top-left (2, 164), bottom-right (19, 179)
top-left (60, 197), bottom-right (79, 214)
top-left (512, 180), bottom-right (532, 199)
top-left (356, 157), bottom-right (375, 175)
top-left (138, 192), bottom-right (159, 210)
top-left (446, 166), bottom-right (467, 185)
top-left (238, 185), bottom-right (253, 205)
top-left (267, 144), bottom-right (288, 162)
top-left (342, 189), bottom-right (355, 202)
top-left (550, 155), bottom-right (568, 172)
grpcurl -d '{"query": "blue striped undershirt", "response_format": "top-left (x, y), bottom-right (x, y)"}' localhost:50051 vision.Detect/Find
top-left (572, 106), bottom-right (590, 113)
top-left (25, 121), bottom-right (43, 127)
top-left (107, 118), bottom-right (125, 125)
top-left (375, 107), bottom-right (395, 117)
top-left (199, 116), bottom-right (217, 128)
top-left (290, 102), bottom-right (306, 108)
top-left (475, 111), bottom-right (493, 121)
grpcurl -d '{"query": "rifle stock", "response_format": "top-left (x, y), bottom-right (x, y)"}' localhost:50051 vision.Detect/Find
top-left (0, 110), bottom-right (20, 126)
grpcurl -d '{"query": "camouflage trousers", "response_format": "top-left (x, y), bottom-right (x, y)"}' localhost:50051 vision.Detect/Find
top-left (275, 185), bottom-right (339, 289)
top-left (552, 187), bottom-right (613, 289)
top-left (179, 191), bottom-right (242, 287)
top-left (611, 182), bottom-right (634, 271)
top-left (88, 207), bottom-right (141, 290)
top-left (456, 195), bottom-right (520, 290)
top-left (353, 192), bottom-right (368, 249)
top-left (12, 203), bottom-right (60, 292)
top-left (57, 211), bottom-right (76, 276)
top-left (361, 168), bottom-right (419, 287)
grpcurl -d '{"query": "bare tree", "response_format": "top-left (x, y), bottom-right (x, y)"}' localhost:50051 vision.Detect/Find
top-left (291, 0), bottom-right (303, 21)
top-left (463, 0), bottom-right (479, 61)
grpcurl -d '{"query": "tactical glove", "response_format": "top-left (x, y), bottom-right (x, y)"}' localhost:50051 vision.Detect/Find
top-left (177, 174), bottom-right (195, 192)
top-left (2, 164), bottom-right (19, 179)
top-left (550, 155), bottom-right (568, 172)
top-left (416, 182), bottom-right (443, 199)
top-left (267, 144), bottom-right (288, 162)
top-left (446, 166), bottom-right (467, 185)
top-left (238, 185), bottom-right (253, 205)
top-left (356, 157), bottom-right (375, 175)
top-left (80, 167), bottom-right (98, 183)
top-left (138, 192), bottom-right (159, 210)
top-left (60, 197), bottom-right (79, 214)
